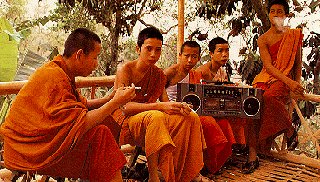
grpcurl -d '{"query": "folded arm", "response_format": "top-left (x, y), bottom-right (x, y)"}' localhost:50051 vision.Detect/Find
top-left (258, 36), bottom-right (304, 96)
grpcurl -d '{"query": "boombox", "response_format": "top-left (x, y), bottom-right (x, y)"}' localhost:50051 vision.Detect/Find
top-left (177, 83), bottom-right (263, 119)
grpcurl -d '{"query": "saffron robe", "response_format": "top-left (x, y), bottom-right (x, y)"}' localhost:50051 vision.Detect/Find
top-left (252, 29), bottom-right (303, 145)
top-left (0, 55), bottom-right (126, 181)
top-left (186, 70), bottom-right (236, 174)
top-left (112, 65), bottom-right (206, 182)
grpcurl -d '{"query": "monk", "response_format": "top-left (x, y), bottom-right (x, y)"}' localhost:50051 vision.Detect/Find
top-left (244, 0), bottom-right (304, 174)
top-left (0, 28), bottom-right (136, 181)
top-left (112, 26), bottom-right (206, 182)
top-left (164, 40), bottom-right (238, 175)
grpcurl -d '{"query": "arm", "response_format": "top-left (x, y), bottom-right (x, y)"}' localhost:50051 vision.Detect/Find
top-left (293, 45), bottom-right (302, 83)
top-left (86, 89), bottom-right (116, 110)
top-left (114, 64), bottom-right (163, 115)
top-left (257, 36), bottom-right (304, 95)
top-left (115, 65), bottom-right (189, 116)
top-left (82, 86), bottom-right (135, 130)
top-left (163, 65), bottom-right (178, 88)
top-left (160, 88), bottom-right (170, 102)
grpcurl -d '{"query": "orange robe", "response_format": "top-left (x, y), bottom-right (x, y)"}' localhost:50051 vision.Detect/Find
top-left (252, 29), bottom-right (303, 149)
top-left (112, 65), bottom-right (206, 182)
top-left (0, 55), bottom-right (126, 181)
top-left (189, 70), bottom-right (237, 174)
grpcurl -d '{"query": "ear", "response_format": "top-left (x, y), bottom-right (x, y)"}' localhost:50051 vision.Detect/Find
top-left (209, 51), bottom-right (214, 58)
top-left (136, 45), bottom-right (141, 54)
top-left (75, 49), bottom-right (84, 60)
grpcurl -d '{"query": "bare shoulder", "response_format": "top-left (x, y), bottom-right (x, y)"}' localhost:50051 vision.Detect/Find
top-left (164, 64), bottom-right (178, 76)
top-left (117, 61), bottom-right (136, 74)
top-left (195, 63), bottom-right (205, 72)
top-left (115, 61), bottom-right (137, 87)
top-left (257, 32), bottom-right (268, 46)
top-left (196, 62), bottom-right (209, 74)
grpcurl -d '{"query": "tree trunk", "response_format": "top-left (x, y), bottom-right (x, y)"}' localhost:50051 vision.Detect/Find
top-left (177, 0), bottom-right (184, 63)
top-left (252, 0), bottom-right (270, 32)
top-left (106, 3), bottom-right (122, 75)
top-left (313, 57), bottom-right (320, 94)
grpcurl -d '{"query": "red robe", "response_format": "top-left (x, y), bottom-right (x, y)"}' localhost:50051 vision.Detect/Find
top-left (189, 70), bottom-right (237, 174)
top-left (252, 29), bottom-right (303, 151)
top-left (0, 55), bottom-right (126, 181)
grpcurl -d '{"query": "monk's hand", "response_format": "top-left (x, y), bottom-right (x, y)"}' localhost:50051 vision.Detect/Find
top-left (160, 102), bottom-right (184, 115)
top-left (104, 88), bottom-right (117, 101)
top-left (289, 80), bottom-right (305, 97)
top-left (113, 84), bottom-right (136, 107)
top-left (180, 102), bottom-right (192, 115)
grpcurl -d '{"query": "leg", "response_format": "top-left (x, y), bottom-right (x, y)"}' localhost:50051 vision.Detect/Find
top-left (38, 125), bottom-right (126, 182)
top-left (127, 110), bottom-right (175, 181)
top-left (200, 116), bottom-right (228, 174)
top-left (164, 112), bottom-right (204, 182)
top-left (110, 170), bottom-right (123, 182)
top-left (127, 110), bottom-right (204, 182)
top-left (247, 119), bottom-right (259, 162)
top-left (242, 119), bottom-right (259, 174)
top-left (147, 152), bottom-right (161, 182)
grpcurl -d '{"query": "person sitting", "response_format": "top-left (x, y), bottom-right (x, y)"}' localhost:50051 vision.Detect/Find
top-left (0, 28), bottom-right (136, 182)
top-left (112, 26), bottom-right (206, 182)
top-left (244, 0), bottom-right (304, 174)
top-left (164, 39), bottom-right (238, 175)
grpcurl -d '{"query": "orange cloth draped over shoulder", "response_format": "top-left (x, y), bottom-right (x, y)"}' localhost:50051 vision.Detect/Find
top-left (253, 28), bottom-right (302, 84)
top-left (189, 70), bottom-right (237, 174)
top-left (0, 55), bottom-right (126, 181)
top-left (252, 29), bottom-right (303, 142)
top-left (112, 66), bottom-right (206, 182)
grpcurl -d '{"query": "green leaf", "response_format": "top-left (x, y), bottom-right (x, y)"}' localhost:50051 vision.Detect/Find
top-left (0, 17), bottom-right (18, 82)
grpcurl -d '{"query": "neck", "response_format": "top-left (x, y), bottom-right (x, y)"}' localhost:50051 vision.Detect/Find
top-left (209, 61), bottom-right (221, 74)
top-left (136, 58), bottom-right (152, 72)
top-left (63, 56), bottom-right (76, 81)
top-left (178, 63), bottom-right (189, 75)
top-left (270, 25), bottom-right (285, 34)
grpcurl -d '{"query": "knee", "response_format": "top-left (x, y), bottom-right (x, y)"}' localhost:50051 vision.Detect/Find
top-left (185, 111), bottom-right (201, 126)
top-left (144, 110), bottom-right (166, 125)
top-left (200, 116), bottom-right (218, 127)
top-left (92, 125), bottom-right (113, 138)
top-left (217, 119), bottom-right (231, 128)
top-left (85, 125), bottom-right (116, 145)
top-left (147, 110), bottom-right (165, 119)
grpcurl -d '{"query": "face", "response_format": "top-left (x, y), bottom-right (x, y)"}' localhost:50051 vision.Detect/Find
top-left (269, 4), bottom-right (287, 28)
top-left (77, 42), bottom-right (101, 76)
top-left (179, 46), bottom-right (200, 72)
top-left (210, 43), bottom-right (229, 66)
top-left (137, 38), bottom-right (162, 65)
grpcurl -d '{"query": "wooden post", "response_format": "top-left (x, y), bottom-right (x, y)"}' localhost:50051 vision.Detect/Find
top-left (177, 0), bottom-right (185, 62)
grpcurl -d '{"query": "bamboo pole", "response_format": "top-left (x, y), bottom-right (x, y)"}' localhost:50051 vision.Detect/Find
top-left (0, 75), bottom-right (116, 96)
top-left (291, 99), bottom-right (320, 153)
top-left (270, 150), bottom-right (320, 169)
top-left (291, 93), bottom-right (320, 102)
top-left (177, 0), bottom-right (185, 62)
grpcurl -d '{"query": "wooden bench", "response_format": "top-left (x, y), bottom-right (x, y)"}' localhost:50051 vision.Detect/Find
top-left (1, 75), bottom-right (320, 178)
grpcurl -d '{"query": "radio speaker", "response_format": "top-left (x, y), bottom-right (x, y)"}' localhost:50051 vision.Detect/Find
top-left (177, 83), bottom-right (263, 119)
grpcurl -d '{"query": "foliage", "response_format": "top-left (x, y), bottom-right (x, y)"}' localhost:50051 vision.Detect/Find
top-left (0, 0), bottom-right (26, 24)
top-left (238, 52), bottom-right (263, 84)
top-left (303, 31), bottom-right (320, 94)
top-left (0, 17), bottom-right (18, 82)
top-left (157, 34), bottom-right (178, 69)
top-left (49, 2), bottom-right (97, 33)
top-left (119, 38), bottom-right (139, 62)
top-left (57, 0), bottom-right (164, 75)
